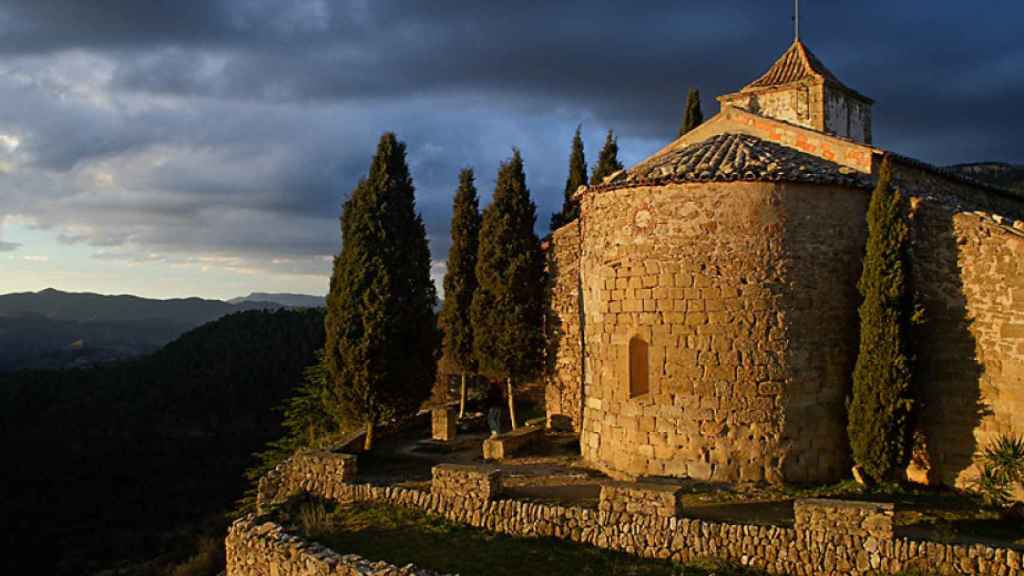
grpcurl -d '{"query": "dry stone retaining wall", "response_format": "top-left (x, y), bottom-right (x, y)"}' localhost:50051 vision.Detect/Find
top-left (599, 481), bottom-right (683, 518)
top-left (238, 453), bottom-right (1024, 576)
top-left (257, 449), bottom-right (358, 513)
top-left (226, 515), bottom-right (444, 576)
top-left (431, 464), bottom-right (501, 501)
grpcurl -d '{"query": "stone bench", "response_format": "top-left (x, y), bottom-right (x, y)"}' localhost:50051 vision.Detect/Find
top-left (599, 481), bottom-right (684, 518)
top-left (482, 424), bottom-right (544, 460)
top-left (432, 464), bottom-right (502, 501)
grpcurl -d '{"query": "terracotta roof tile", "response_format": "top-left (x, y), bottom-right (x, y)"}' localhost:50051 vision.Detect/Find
top-left (593, 133), bottom-right (871, 191)
top-left (743, 40), bottom-right (871, 102)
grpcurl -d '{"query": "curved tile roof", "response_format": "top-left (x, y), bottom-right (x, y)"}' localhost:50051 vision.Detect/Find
top-left (593, 133), bottom-right (872, 191)
top-left (742, 40), bottom-right (872, 103)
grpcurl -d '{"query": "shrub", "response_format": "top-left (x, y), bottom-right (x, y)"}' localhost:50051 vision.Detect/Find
top-left (973, 434), bottom-right (1024, 507)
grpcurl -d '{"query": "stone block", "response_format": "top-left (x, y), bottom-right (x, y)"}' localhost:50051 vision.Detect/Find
top-left (483, 424), bottom-right (544, 460)
top-left (432, 407), bottom-right (457, 442)
top-left (432, 463), bottom-right (502, 501)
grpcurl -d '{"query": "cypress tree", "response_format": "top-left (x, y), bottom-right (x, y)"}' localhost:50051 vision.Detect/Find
top-left (471, 149), bottom-right (545, 430)
top-left (324, 132), bottom-right (438, 451)
top-left (847, 157), bottom-right (915, 481)
top-left (679, 88), bottom-right (704, 137)
top-left (550, 125), bottom-right (588, 230)
top-left (590, 130), bottom-right (624, 184)
top-left (439, 168), bottom-right (481, 418)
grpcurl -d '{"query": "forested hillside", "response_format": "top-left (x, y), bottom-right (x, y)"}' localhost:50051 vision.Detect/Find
top-left (0, 288), bottom-right (297, 372)
top-left (1, 307), bottom-right (325, 575)
top-left (947, 162), bottom-right (1024, 192)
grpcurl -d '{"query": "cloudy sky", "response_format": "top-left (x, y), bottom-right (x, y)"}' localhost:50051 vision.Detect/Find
top-left (0, 1), bottom-right (1021, 300)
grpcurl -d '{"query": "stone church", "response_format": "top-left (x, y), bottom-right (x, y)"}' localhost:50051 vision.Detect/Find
top-left (545, 40), bottom-right (1024, 488)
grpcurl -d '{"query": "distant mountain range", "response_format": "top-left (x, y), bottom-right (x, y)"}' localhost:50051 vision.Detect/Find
top-left (946, 162), bottom-right (1024, 192)
top-left (0, 288), bottom-right (324, 372)
top-left (229, 292), bottom-right (325, 308)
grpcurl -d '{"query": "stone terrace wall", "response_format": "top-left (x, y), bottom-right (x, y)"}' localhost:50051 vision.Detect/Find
top-left (599, 481), bottom-right (683, 518)
top-left (226, 515), bottom-right (444, 576)
top-left (257, 449), bottom-right (358, 513)
top-left (242, 452), bottom-right (1024, 576)
top-left (545, 219), bottom-right (585, 431)
top-left (431, 464), bottom-right (501, 501)
top-left (911, 204), bottom-right (1024, 496)
top-left (577, 181), bottom-right (865, 483)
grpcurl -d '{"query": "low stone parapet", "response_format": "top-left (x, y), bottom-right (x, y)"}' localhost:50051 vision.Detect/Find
top-left (599, 481), bottom-right (684, 518)
top-left (246, 448), bottom-right (1024, 575)
top-left (482, 424), bottom-right (544, 460)
top-left (226, 515), bottom-right (445, 576)
top-left (794, 498), bottom-right (894, 541)
top-left (431, 464), bottom-right (502, 501)
top-left (256, 449), bottom-right (357, 512)
top-left (432, 407), bottom-right (457, 442)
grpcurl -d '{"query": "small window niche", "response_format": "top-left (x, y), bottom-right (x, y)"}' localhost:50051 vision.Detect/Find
top-left (628, 335), bottom-right (650, 399)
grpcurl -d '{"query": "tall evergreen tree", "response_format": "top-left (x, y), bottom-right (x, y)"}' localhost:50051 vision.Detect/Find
top-left (590, 130), bottom-right (624, 184)
top-left (847, 157), bottom-right (915, 481)
top-left (678, 88), bottom-right (704, 137)
top-left (324, 132), bottom-right (438, 450)
top-left (439, 168), bottom-right (481, 418)
top-left (550, 125), bottom-right (588, 230)
top-left (472, 149), bottom-right (545, 430)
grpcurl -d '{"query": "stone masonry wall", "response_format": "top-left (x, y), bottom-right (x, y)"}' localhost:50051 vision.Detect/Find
top-left (235, 452), bottom-right (1024, 576)
top-left (599, 482), bottom-right (683, 518)
top-left (577, 181), bottom-right (865, 483)
top-left (257, 449), bottom-right (357, 513)
top-left (545, 219), bottom-right (585, 431)
top-left (226, 515), bottom-right (444, 576)
top-left (431, 464), bottom-right (501, 501)
top-left (911, 204), bottom-right (1024, 496)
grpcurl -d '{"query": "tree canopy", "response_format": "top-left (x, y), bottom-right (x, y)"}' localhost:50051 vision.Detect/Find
top-left (324, 132), bottom-right (439, 449)
top-left (847, 157), bottom-right (916, 481)
top-left (550, 125), bottom-right (587, 230)
top-left (591, 130), bottom-right (624, 184)
top-left (679, 88), bottom-right (704, 137)
top-left (471, 150), bottom-right (545, 427)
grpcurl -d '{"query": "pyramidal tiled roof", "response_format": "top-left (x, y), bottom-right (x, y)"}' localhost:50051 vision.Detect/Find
top-left (742, 40), bottom-right (871, 102)
top-left (596, 133), bottom-right (871, 190)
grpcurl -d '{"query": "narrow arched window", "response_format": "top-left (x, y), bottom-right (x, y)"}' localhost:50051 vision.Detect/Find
top-left (628, 336), bottom-right (649, 398)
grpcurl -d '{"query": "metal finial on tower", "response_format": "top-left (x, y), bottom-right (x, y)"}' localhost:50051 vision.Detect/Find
top-left (794, 0), bottom-right (800, 41)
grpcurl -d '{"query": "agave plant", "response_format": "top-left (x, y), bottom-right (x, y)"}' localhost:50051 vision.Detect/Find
top-left (973, 434), bottom-right (1024, 508)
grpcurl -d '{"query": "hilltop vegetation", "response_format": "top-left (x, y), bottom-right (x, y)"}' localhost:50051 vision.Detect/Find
top-left (1, 307), bottom-right (325, 575)
top-left (947, 162), bottom-right (1024, 192)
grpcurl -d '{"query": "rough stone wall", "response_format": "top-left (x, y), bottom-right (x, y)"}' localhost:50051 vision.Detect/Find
top-left (911, 203), bottom-right (1024, 496)
top-left (226, 515), bottom-right (444, 576)
top-left (599, 482), bottom-right (683, 518)
top-left (545, 219), bottom-right (585, 431)
top-left (244, 453), bottom-right (1024, 576)
top-left (824, 86), bottom-right (872, 144)
top-left (576, 181), bottom-right (865, 483)
top-left (257, 449), bottom-right (358, 513)
top-left (894, 159), bottom-right (1024, 220)
top-left (719, 83), bottom-right (820, 132)
top-left (431, 464), bottom-right (502, 501)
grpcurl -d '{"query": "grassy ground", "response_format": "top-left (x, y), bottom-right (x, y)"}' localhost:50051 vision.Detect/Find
top-left (274, 497), bottom-right (770, 576)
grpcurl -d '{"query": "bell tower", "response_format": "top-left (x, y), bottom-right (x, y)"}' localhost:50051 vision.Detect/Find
top-left (716, 40), bottom-right (874, 144)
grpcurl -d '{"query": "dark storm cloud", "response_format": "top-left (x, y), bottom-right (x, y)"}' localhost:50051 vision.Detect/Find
top-left (0, 1), bottom-right (1021, 288)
